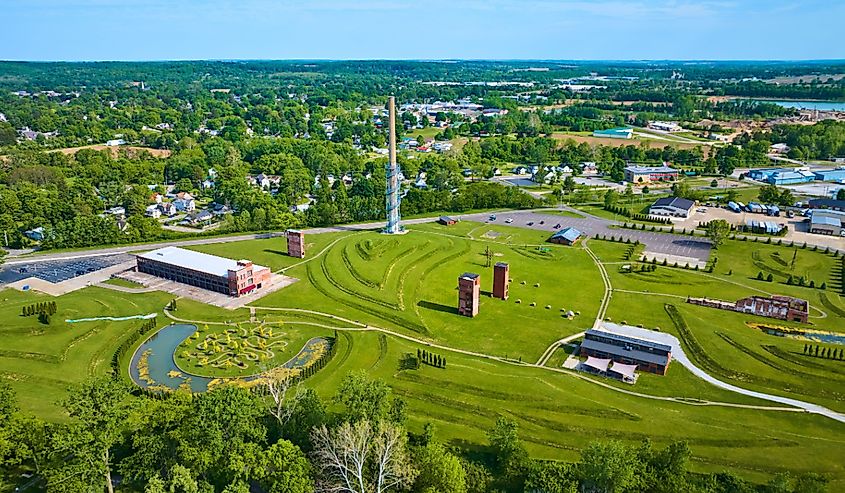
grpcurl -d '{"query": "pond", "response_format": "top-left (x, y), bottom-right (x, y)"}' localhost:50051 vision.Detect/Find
top-left (129, 323), bottom-right (329, 392)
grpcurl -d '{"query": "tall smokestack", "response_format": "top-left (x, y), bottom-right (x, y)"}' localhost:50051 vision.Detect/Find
top-left (384, 96), bottom-right (403, 234)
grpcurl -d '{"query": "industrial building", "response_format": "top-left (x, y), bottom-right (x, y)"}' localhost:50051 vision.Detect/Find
top-left (492, 262), bottom-right (509, 300)
top-left (136, 247), bottom-right (271, 297)
top-left (648, 197), bottom-right (695, 218)
top-left (579, 328), bottom-right (672, 375)
top-left (457, 273), bottom-right (480, 317)
top-left (286, 230), bottom-right (306, 258)
top-left (688, 295), bottom-right (809, 323)
top-left (746, 168), bottom-right (815, 185)
top-left (548, 227), bottom-right (583, 245)
top-left (623, 165), bottom-right (679, 183)
top-left (808, 198), bottom-right (845, 212)
top-left (592, 127), bottom-right (633, 139)
top-left (813, 168), bottom-right (845, 182)
top-left (647, 121), bottom-right (683, 132)
top-left (809, 209), bottom-right (845, 236)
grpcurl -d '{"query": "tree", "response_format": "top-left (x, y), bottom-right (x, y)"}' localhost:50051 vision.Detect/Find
top-left (837, 188), bottom-right (845, 201)
top-left (705, 219), bottom-right (731, 249)
top-left (578, 440), bottom-right (639, 493)
top-left (55, 377), bottom-right (132, 493)
top-left (311, 420), bottom-right (416, 493)
top-left (334, 371), bottom-right (394, 423)
top-left (486, 417), bottom-right (526, 479)
top-left (256, 441), bottom-right (314, 493)
top-left (412, 442), bottom-right (467, 493)
top-left (603, 189), bottom-right (618, 208)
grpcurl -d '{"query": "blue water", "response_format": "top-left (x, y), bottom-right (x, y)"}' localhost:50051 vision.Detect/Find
top-left (755, 100), bottom-right (845, 111)
top-left (129, 323), bottom-right (329, 392)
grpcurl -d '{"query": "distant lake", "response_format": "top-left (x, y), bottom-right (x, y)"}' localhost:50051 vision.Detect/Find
top-left (752, 99), bottom-right (845, 111)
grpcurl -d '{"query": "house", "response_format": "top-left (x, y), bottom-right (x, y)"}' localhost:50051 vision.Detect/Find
top-left (414, 172), bottom-right (427, 189)
top-left (770, 143), bottom-right (791, 154)
top-left (158, 202), bottom-right (177, 217)
top-left (116, 218), bottom-right (129, 232)
top-left (145, 204), bottom-right (162, 218)
top-left (211, 203), bottom-right (231, 216)
top-left (253, 173), bottom-right (281, 189)
top-left (174, 197), bottom-right (196, 212)
top-left (105, 139), bottom-right (126, 146)
top-left (548, 227), bottom-right (583, 245)
top-left (432, 142), bottom-right (453, 153)
top-left (438, 216), bottom-right (458, 226)
top-left (593, 127), bottom-right (633, 139)
top-left (106, 206), bottom-right (126, 216)
top-left (581, 162), bottom-right (598, 173)
top-left (201, 179), bottom-right (215, 190)
top-left (514, 166), bottom-right (531, 175)
top-left (648, 197), bottom-right (695, 218)
top-left (533, 168), bottom-right (557, 184)
top-left (624, 165), bottom-right (679, 184)
top-left (150, 193), bottom-right (163, 204)
top-left (24, 227), bottom-right (45, 241)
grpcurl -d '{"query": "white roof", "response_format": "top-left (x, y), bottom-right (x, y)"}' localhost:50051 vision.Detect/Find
top-left (138, 246), bottom-right (266, 277)
top-left (584, 356), bottom-right (611, 373)
top-left (610, 362), bottom-right (638, 379)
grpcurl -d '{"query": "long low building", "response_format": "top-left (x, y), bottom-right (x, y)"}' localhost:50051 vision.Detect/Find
top-left (688, 294), bottom-right (809, 323)
top-left (624, 165), bottom-right (678, 184)
top-left (136, 246), bottom-right (271, 297)
top-left (809, 209), bottom-right (845, 236)
top-left (579, 327), bottom-right (672, 375)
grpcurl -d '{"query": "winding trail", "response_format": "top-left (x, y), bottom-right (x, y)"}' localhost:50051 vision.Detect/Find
top-left (170, 305), bottom-right (835, 417)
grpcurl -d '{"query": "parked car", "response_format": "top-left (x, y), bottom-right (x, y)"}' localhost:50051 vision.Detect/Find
top-left (505, 218), bottom-right (513, 223)
top-left (527, 221), bottom-right (534, 226)
top-left (489, 214), bottom-right (497, 221)
top-left (554, 223), bottom-right (561, 229)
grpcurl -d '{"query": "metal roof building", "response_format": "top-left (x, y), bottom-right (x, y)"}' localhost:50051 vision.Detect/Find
top-left (549, 227), bottom-right (583, 245)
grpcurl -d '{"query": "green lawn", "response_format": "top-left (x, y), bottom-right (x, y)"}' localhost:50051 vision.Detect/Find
top-left (4, 224), bottom-right (845, 487)
top-left (0, 287), bottom-right (173, 420)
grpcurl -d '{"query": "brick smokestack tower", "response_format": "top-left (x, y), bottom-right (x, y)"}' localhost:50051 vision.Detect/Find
top-left (458, 272), bottom-right (480, 317)
top-left (286, 229), bottom-right (305, 258)
top-left (493, 262), bottom-right (509, 300)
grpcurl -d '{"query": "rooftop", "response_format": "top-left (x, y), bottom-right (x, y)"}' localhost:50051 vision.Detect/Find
top-left (585, 327), bottom-right (672, 353)
top-left (138, 247), bottom-right (266, 277)
top-left (551, 226), bottom-right (583, 242)
top-left (651, 197), bottom-right (694, 210)
top-left (625, 165), bottom-right (677, 174)
top-left (580, 338), bottom-right (670, 366)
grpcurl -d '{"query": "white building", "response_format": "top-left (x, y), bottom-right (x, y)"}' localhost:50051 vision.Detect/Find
top-left (145, 204), bottom-right (162, 218)
top-left (647, 121), bottom-right (683, 133)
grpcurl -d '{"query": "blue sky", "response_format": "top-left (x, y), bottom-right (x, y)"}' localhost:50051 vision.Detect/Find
top-left (2, 0), bottom-right (843, 61)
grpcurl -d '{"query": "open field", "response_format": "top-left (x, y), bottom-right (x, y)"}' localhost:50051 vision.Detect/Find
top-left (2, 223), bottom-right (844, 486)
top-left (47, 144), bottom-right (172, 158)
top-left (551, 131), bottom-right (706, 151)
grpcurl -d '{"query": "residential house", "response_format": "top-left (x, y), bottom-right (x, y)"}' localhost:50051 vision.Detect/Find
top-left (24, 227), bottom-right (45, 241)
top-left (174, 196), bottom-right (196, 212)
top-left (158, 202), bottom-right (177, 217)
top-left (106, 206), bottom-right (126, 216)
top-left (145, 204), bottom-right (162, 218)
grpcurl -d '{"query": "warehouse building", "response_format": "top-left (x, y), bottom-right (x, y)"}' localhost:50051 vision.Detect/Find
top-left (809, 209), bottom-right (845, 236)
top-left (813, 168), bottom-right (845, 182)
top-left (579, 327), bottom-right (672, 375)
top-left (136, 247), bottom-right (271, 297)
top-left (808, 198), bottom-right (845, 212)
top-left (592, 127), bottom-right (633, 139)
top-left (648, 197), bottom-right (695, 218)
top-left (688, 294), bottom-right (809, 323)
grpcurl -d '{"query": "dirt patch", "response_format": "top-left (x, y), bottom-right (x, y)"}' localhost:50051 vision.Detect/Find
top-left (49, 145), bottom-right (171, 158)
top-left (551, 132), bottom-right (704, 151)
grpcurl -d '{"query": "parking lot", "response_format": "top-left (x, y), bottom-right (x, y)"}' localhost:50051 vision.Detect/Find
top-left (0, 254), bottom-right (134, 284)
top-left (462, 209), bottom-right (712, 265)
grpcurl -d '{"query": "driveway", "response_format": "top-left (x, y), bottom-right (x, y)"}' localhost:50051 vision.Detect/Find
top-left (601, 322), bottom-right (845, 423)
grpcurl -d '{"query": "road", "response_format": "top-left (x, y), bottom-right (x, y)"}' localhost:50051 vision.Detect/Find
top-left (1, 215), bottom-right (448, 266)
top-left (601, 323), bottom-right (845, 424)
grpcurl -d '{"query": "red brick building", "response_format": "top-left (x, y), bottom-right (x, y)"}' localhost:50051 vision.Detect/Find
top-left (736, 295), bottom-right (809, 323)
top-left (458, 272), bottom-right (480, 317)
top-left (286, 229), bottom-right (305, 258)
top-left (137, 247), bottom-right (271, 297)
top-left (492, 262), bottom-right (509, 300)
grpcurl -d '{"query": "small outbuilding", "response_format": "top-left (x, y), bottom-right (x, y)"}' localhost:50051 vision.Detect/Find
top-left (548, 227), bottom-right (583, 246)
top-left (438, 216), bottom-right (458, 226)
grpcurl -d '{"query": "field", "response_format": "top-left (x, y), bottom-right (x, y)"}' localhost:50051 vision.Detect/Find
top-left (2, 221), bottom-right (844, 486)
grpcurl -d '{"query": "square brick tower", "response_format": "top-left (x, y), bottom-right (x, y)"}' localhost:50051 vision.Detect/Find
top-left (458, 273), bottom-right (480, 317)
top-left (493, 262), bottom-right (509, 300)
top-left (286, 229), bottom-right (305, 258)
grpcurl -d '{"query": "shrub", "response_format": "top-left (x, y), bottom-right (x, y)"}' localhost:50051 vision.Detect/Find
top-left (766, 273), bottom-right (773, 282)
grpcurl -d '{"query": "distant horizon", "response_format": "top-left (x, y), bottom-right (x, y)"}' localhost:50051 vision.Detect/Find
top-left (2, 58), bottom-right (845, 64)
top-left (2, 0), bottom-right (843, 61)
